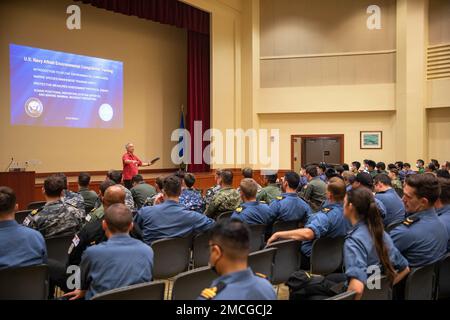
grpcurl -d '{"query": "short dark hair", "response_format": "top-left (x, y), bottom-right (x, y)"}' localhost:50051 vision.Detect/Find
top-left (104, 204), bottom-right (133, 234)
top-left (163, 175), bottom-right (182, 197)
top-left (108, 170), bottom-right (123, 184)
top-left (405, 173), bottom-right (441, 206)
top-left (155, 177), bottom-right (164, 190)
top-left (395, 161), bottom-right (404, 170)
top-left (352, 161), bottom-right (361, 170)
top-left (242, 168), bottom-right (253, 179)
top-left (336, 166), bottom-right (345, 175)
top-left (100, 179), bottom-right (116, 196)
top-left (44, 175), bottom-right (65, 197)
top-left (306, 165), bottom-right (318, 177)
top-left (184, 173), bottom-right (196, 188)
top-left (325, 168), bottom-right (338, 180)
top-left (265, 174), bottom-right (277, 184)
top-left (220, 170), bottom-right (234, 186)
top-left (327, 177), bottom-right (346, 202)
top-left (404, 163), bottom-right (411, 169)
top-left (78, 172), bottom-right (91, 187)
top-left (55, 173), bottom-right (68, 190)
top-left (342, 164), bottom-right (350, 171)
top-left (367, 160), bottom-right (377, 169)
top-left (0, 187), bottom-right (16, 214)
top-left (431, 159), bottom-right (440, 168)
top-left (427, 163), bottom-right (437, 172)
top-left (374, 174), bottom-right (392, 187)
top-left (389, 168), bottom-right (399, 177)
top-left (417, 159), bottom-right (425, 166)
top-left (132, 175), bottom-right (144, 184)
top-left (355, 172), bottom-right (374, 189)
top-left (437, 170), bottom-right (450, 179)
top-left (318, 163), bottom-right (327, 172)
top-left (240, 178), bottom-right (258, 199)
top-left (387, 164), bottom-right (397, 171)
top-left (210, 219), bottom-right (250, 259)
top-left (376, 162), bottom-right (386, 171)
top-left (438, 178), bottom-right (450, 205)
top-left (284, 171), bottom-right (300, 189)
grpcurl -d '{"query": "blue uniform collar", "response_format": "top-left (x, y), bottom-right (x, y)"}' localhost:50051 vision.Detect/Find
top-left (407, 207), bottom-right (437, 219)
top-left (436, 205), bottom-right (450, 216)
top-left (322, 202), bottom-right (343, 210)
top-left (242, 201), bottom-right (259, 208)
top-left (107, 234), bottom-right (133, 242)
top-left (212, 268), bottom-right (253, 286)
top-left (0, 220), bottom-right (18, 228)
top-left (281, 193), bottom-right (298, 198)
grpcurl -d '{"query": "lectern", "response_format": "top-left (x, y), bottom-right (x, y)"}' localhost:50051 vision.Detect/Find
top-left (0, 172), bottom-right (35, 210)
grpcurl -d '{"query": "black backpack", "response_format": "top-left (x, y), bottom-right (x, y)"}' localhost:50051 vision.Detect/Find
top-left (286, 270), bottom-right (342, 300)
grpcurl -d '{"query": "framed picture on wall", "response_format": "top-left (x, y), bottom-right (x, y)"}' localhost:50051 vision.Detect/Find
top-left (360, 131), bottom-right (383, 149)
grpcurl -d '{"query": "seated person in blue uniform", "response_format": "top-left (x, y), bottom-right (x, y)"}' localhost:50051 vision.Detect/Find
top-left (179, 173), bottom-right (205, 213)
top-left (63, 204), bottom-right (154, 300)
top-left (373, 174), bottom-right (406, 228)
top-left (390, 174), bottom-right (448, 268)
top-left (269, 171), bottom-right (312, 223)
top-left (268, 177), bottom-right (352, 270)
top-left (436, 178), bottom-right (450, 252)
top-left (340, 188), bottom-right (410, 300)
top-left (351, 172), bottom-right (387, 219)
top-left (0, 187), bottom-right (47, 269)
top-left (198, 219), bottom-right (276, 300)
top-left (231, 178), bottom-right (275, 225)
top-left (136, 175), bottom-right (215, 245)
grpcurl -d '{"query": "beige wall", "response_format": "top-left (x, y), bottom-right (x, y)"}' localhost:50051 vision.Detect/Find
top-left (0, 0), bottom-right (186, 173)
top-left (429, 0), bottom-right (450, 45)
top-left (428, 107), bottom-right (450, 161)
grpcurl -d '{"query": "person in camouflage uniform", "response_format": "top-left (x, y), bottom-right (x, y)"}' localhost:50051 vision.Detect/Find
top-left (141, 176), bottom-right (164, 207)
top-left (205, 170), bottom-right (222, 207)
top-left (205, 170), bottom-right (240, 220)
top-left (55, 173), bottom-right (86, 216)
top-left (107, 170), bottom-right (135, 210)
top-left (23, 175), bottom-right (84, 239)
top-left (130, 175), bottom-right (157, 209)
top-left (257, 173), bottom-right (281, 204)
top-left (85, 180), bottom-right (116, 224)
top-left (179, 173), bottom-right (205, 213)
top-left (236, 168), bottom-right (262, 194)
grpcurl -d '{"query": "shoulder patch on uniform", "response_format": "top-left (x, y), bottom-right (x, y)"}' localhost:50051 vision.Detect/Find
top-left (200, 282), bottom-right (227, 300)
top-left (72, 234), bottom-right (80, 247)
top-left (321, 208), bottom-right (331, 214)
top-left (90, 208), bottom-right (96, 213)
top-left (276, 196), bottom-right (284, 201)
top-left (235, 207), bottom-right (243, 213)
top-left (403, 216), bottom-right (420, 227)
top-left (255, 272), bottom-right (267, 279)
top-left (85, 215), bottom-right (92, 222)
top-left (31, 209), bottom-right (39, 216)
top-left (259, 200), bottom-right (266, 204)
top-left (90, 241), bottom-right (96, 246)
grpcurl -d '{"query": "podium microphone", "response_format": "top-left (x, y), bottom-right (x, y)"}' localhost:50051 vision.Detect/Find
top-left (5, 157), bottom-right (14, 172)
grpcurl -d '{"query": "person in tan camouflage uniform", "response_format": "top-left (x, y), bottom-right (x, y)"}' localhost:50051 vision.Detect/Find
top-left (205, 170), bottom-right (240, 220)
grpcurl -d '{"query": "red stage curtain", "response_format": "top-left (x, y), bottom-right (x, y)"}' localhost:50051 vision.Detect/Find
top-left (78, 0), bottom-right (211, 172)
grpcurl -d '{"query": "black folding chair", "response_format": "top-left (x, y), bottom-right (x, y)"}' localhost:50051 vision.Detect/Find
top-left (271, 220), bottom-right (300, 234)
top-left (45, 235), bottom-right (74, 264)
top-left (217, 211), bottom-right (233, 221)
top-left (361, 275), bottom-right (392, 300)
top-left (91, 281), bottom-right (166, 300)
top-left (248, 247), bottom-right (277, 282)
top-left (171, 267), bottom-right (217, 300)
top-left (405, 263), bottom-right (437, 300)
top-left (0, 265), bottom-right (49, 300)
top-left (310, 236), bottom-right (345, 275)
top-left (27, 201), bottom-right (46, 210)
top-left (326, 290), bottom-right (356, 300)
top-left (15, 210), bottom-right (32, 224)
top-left (437, 254), bottom-right (450, 300)
top-left (266, 239), bottom-right (301, 285)
top-left (152, 236), bottom-right (193, 280)
top-left (248, 224), bottom-right (267, 252)
top-left (192, 232), bottom-right (211, 269)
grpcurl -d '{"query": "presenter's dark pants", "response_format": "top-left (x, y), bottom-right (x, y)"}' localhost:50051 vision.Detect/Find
top-left (124, 180), bottom-right (133, 190)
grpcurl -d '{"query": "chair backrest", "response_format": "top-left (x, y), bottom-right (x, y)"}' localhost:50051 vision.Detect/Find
top-left (326, 290), bottom-right (356, 300)
top-left (437, 254), bottom-right (450, 300)
top-left (92, 281), bottom-right (166, 300)
top-left (217, 211), bottom-right (233, 221)
top-left (152, 236), bottom-right (193, 279)
top-left (27, 201), bottom-right (46, 210)
top-left (271, 220), bottom-right (300, 234)
top-left (310, 236), bottom-right (345, 275)
top-left (405, 263), bottom-right (437, 300)
top-left (171, 267), bottom-right (217, 300)
top-left (248, 224), bottom-right (267, 252)
top-left (0, 265), bottom-right (48, 300)
top-left (45, 235), bottom-right (74, 264)
top-left (15, 210), bottom-right (32, 224)
top-left (361, 275), bottom-right (392, 300)
top-left (192, 231), bottom-right (211, 269)
top-left (248, 247), bottom-right (277, 282)
top-left (266, 239), bottom-right (301, 285)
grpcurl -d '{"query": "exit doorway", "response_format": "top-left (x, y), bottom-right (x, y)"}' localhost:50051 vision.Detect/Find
top-left (291, 135), bottom-right (344, 172)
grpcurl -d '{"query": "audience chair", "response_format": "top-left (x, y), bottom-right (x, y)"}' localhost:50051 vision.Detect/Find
top-left (326, 290), bottom-right (356, 300)
top-left (248, 247), bottom-right (277, 282)
top-left (0, 265), bottom-right (49, 300)
top-left (192, 231), bottom-right (210, 269)
top-left (361, 275), bottom-right (392, 300)
top-left (310, 236), bottom-right (345, 276)
top-left (437, 254), bottom-right (450, 300)
top-left (92, 281), bottom-right (166, 300)
top-left (404, 263), bottom-right (437, 300)
top-left (266, 239), bottom-right (301, 285)
top-left (271, 220), bottom-right (301, 234)
top-left (15, 210), bottom-right (32, 224)
top-left (152, 236), bottom-right (193, 280)
top-left (45, 235), bottom-right (74, 264)
top-left (217, 211), bottom-right (233, 221)
top-left (27, 201), bottom-right (46, 210)
top-left (248, 224), bottom-right (267, 252)
top-left (171, 267), bottom-right (217, 300)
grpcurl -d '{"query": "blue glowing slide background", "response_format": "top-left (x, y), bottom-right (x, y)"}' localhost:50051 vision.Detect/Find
top-left (10, 44), bottom-right (123, 128)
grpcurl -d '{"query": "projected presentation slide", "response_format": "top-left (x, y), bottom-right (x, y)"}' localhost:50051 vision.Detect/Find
top-left (10, 44), bottom-right (123, 128)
